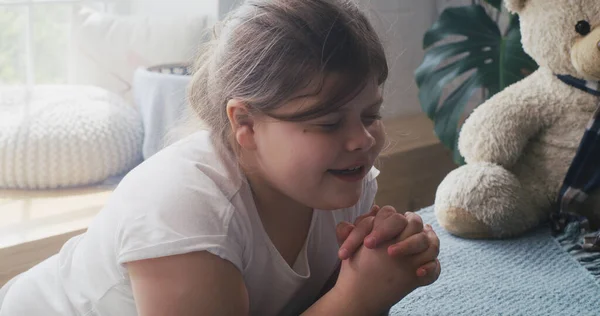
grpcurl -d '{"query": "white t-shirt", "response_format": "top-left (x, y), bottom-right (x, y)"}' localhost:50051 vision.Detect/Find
top-left (0, 130), bottom-right (379, 316)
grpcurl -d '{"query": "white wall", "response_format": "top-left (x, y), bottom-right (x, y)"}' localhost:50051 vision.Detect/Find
top-left (363, 0), bottom-right (491, 118)
top-left (218, 0), bottom-right (243, 18)
top-left (130, 0), bottom-right (218, 17)
top-left (358, 0), bottom-right (439, 118)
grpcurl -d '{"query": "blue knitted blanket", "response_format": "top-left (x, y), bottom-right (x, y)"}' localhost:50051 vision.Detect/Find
top-left (390, 206), bottom-right (600, 315)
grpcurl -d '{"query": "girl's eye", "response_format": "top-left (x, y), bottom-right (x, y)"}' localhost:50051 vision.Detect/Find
top-left (362, 114), bottom-right (382, 126)
top-left (316, 120), bottom-right (343, 132)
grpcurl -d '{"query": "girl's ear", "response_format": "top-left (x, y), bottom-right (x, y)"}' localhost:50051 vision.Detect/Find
top-left (504, 0), bottom-right (528, 14)
top-left (226, 99), bottom-right (257, 150)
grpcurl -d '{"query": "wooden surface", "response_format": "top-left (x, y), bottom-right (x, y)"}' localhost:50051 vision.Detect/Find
top-left (375, 114), bottom-right (456, 212)
top-left (0, 186), bottom-right (113, 248)
top-left (0, 186), bottom-right (113, 286)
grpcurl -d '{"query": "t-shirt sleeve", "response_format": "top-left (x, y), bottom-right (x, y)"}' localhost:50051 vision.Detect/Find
top-left (112, 171), bottom-right (246, 273)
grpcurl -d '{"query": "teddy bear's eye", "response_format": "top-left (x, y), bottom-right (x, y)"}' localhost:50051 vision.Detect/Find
top-left (575, 20), bottom-right (591, 36)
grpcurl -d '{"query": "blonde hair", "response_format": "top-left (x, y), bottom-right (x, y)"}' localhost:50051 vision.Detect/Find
top-left (181, 0), bottom-right (388, 152)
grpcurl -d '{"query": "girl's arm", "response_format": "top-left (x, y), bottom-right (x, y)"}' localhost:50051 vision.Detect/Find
top-left (128, 251), bottom-right (249, 316)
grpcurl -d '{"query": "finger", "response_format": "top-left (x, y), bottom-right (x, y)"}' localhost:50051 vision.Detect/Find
top-left (418, 259), bottom-right (441, 286)
top-left (372, 205), bottom-right (397, 226)
top-left (415, 260), bottom-right (438, 277)
top-left (387, 231), bottom-right (429, 256)
top-left (336, 221), bottom-right (355, 246)
top-left (410, 235), bottom-right (441, 266)
top-left (364, 212), bottom-right (407, 249)
top-left (396, 212), bottom-right (424, 241)
top-left (338, 216), bottom-right (375, 260)
top-left (424, 224), bottom-right (440, 255)
top-left (354, 204), bottom-right (380, 225)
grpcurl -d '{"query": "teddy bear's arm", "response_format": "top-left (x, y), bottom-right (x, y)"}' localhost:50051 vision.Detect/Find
top-left (458, 87), bottom-right (544, 168)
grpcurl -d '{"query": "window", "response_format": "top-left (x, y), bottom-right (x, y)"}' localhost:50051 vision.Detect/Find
top-left (0, 0), bottom-right (123, 86)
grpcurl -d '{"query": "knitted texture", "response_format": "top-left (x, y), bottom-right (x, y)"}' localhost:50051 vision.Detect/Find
top-left (0, 85), bottom-right (143, 189)
top-left (391, 206), bottom-right (600, 315)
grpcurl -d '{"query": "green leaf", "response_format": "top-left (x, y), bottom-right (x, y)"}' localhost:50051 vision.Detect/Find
top-left (422, 6), bottom-right (500, 50)
top-left (414, 5), bottom-right (537, 164)
top-left (500, 16), bottom-right (538, 88)
top-left (434, 72), bottom-right (481, 165)
top-left (484, 0), bottom-right (502, 10)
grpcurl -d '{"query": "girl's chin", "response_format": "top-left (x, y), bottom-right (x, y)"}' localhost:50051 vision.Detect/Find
top-left (310, 194), bottom-right (362, 211)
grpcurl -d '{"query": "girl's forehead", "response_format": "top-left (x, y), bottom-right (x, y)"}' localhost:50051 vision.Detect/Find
top-left (282, 74), bottom-right (381, 115)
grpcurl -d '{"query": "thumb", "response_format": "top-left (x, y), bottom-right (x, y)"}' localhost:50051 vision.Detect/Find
top-left (353, 204), bottom-right (381, 226)
top-left (336, 221), bottom-right (354, 246)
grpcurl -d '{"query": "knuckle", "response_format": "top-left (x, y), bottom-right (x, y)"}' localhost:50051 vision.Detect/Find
top-left (428, 232), bottom-right (440, 247)
top-left (375, 208), bottom-right (395, 221)
top-left (336, 221), bottom-right (349, 230)
top-left (418, 232), bottom-right (430, 246)
top-left (357, 216), bottom-right (374, 231)
top-left (391, 212), bottom-right (406, 224)
top-left (407, 213), bottom-right (424, 228)
top-left (381, 206), bottom-right (396, 215)
top-left (430, 243), bottom-right (440, 257)
top-left (380, 205), bottom-right (397, 213)
top-left (343, 234), bottom-right (361, 247)
top-left (353, 214), bottom-right (369, 225)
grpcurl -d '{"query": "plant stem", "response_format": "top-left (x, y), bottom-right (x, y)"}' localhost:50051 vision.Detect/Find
top-left (495, 5), bottom-right (502, 23)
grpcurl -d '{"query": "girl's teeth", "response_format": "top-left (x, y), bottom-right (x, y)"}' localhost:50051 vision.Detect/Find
top-left (330, 166), bottom-right (363, 175)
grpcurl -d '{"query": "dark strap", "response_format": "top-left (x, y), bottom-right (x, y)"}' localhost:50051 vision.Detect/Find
top-left (556, 74), bottom-right (600, 97)
top-left (553, 74), bottom-right (600, 252)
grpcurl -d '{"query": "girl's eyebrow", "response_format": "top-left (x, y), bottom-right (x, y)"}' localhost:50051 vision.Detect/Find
top-left (323, 97), bottom-right (384, 115)
top-left (368, 97), bottom-right (384, 108)
top-left (344, 97), bottom-right (384, 112)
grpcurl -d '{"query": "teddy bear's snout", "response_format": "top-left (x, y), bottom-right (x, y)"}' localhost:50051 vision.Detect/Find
top-left (570, 26), bottom-right (600, 80)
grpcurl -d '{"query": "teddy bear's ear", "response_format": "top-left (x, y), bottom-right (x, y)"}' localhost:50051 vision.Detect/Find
top-left (504, 0), bottom-right (528, 13)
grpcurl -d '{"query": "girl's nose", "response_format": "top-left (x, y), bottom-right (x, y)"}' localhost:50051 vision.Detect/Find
top-left (345, 124), bottom-right (376, 152)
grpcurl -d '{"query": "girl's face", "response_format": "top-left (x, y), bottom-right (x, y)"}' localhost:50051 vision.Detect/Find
top-left (246, 75), bottom-right (385, 211)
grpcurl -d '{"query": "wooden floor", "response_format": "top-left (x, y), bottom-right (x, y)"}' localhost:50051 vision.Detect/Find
top-left (0, 114), bottom-right (456, 287)
top-left (0, 185), bottom-right (115, 286)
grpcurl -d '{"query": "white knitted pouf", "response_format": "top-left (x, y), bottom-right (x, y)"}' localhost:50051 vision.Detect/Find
top-left (0, 85), bottom-right (143, 189)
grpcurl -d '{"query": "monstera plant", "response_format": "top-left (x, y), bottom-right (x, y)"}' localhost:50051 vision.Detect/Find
top-left (415, 0), bottom-right (538, 164)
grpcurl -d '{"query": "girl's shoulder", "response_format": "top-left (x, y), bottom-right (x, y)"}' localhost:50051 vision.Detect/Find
top-left (103, 132), bottom-right (249, 268)
top-left (116, 130), bottom-right (243, 205)
top-left (99, 131), bottom-right (250, 267)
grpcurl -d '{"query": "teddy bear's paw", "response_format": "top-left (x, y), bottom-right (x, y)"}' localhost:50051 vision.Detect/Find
top-left (435, 206), bottom-right (494, 239)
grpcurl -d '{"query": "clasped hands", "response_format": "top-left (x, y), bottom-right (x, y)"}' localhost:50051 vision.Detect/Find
top-left (333, 205), bottom-right (441, 313)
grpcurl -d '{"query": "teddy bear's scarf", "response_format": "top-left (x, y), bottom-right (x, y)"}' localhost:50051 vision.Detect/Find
top-left (553, 74), bottom-right (600, 252)
top-left (556, 75), bottom-right (600, 96)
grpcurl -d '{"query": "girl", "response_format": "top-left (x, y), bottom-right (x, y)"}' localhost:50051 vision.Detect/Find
top-left (0, 0), bottom-right (441, 315)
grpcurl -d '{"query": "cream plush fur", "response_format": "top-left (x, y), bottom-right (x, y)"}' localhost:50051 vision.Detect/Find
top-left (434, 0), bottom-right (600, 238)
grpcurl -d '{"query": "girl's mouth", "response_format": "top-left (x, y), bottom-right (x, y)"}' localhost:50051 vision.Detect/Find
top-left (327, 166), bottom-right (366, 182)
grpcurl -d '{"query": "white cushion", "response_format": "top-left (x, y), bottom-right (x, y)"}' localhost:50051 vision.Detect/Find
top-left (0, 85), bottom-right (143, 189)
top-left (70, 7), bottom-right (215, 103)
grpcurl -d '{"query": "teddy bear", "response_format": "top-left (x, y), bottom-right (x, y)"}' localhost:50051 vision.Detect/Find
top-left (434, 0), bottom-right (600, 241)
